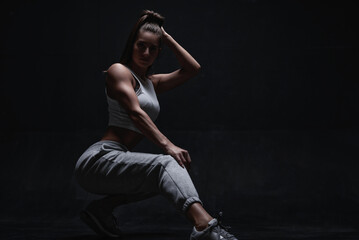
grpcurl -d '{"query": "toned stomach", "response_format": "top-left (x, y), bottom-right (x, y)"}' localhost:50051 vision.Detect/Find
top-left (101, 126), bottom-right (144, 150)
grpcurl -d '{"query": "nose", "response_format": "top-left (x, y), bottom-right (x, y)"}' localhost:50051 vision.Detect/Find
top-left (143, 47), bottom-right (150, 56)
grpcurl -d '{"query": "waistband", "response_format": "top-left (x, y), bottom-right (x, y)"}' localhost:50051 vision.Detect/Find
top-left (92, 140), bottom-right (129, 152)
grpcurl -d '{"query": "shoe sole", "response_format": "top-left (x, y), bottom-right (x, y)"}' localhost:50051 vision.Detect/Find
top-left (80, 210), bottom-right (121, 238)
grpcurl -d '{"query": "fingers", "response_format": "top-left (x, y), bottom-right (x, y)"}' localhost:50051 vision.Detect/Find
top-left (172, 152), bottom-right (191, 170)
top-left (184, 151), bottom-right (192, 164)
top-left (183, 151), bottom-right (191, 170)
top-left (175, 155), bottom-right (185, 169)
top-left (167, 145), bottom-right (191, 170)
top-left (178, 150), bottom-right (191, 170)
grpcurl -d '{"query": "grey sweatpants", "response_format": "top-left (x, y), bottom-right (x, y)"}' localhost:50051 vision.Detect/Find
top-left (74, 140), bottom-right (202, 213)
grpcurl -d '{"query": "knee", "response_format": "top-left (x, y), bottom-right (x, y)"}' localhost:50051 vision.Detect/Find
top-left (156, 155), bottom-right (176, 168)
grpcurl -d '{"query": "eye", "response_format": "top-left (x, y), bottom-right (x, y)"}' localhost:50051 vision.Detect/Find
top-left (150, 46), bottom-right (158, 52)
top-left (137, 42), bottom-right (146, 50)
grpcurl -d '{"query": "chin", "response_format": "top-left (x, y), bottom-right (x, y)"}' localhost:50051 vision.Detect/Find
top-left (134, 60), bottom-right (150, 69)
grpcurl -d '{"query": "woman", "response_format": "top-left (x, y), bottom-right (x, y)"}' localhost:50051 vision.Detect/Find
top-left (75, 10), bottom-right (238, 240)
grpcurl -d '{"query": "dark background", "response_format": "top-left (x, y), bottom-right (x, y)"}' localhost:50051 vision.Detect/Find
top-left (0, 0), bottom-right (358, 234)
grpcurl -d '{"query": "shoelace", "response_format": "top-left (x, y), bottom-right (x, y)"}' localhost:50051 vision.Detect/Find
top-left (215, 212), bottom-right (236, 240)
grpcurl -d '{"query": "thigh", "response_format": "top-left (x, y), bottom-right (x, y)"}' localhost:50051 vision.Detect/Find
top-left (76, 144), bottom-right (175, 195)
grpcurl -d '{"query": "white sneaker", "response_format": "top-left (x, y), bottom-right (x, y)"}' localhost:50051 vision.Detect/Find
top-left (190, 218), bottom-right (238, 240)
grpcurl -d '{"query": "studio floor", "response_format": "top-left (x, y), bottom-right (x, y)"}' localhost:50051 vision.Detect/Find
top-left (1, 217), bottom-right (359, 240)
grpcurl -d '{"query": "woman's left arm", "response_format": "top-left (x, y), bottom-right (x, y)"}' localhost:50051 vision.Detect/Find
top-left (150, 27), bottom-right (201, 94)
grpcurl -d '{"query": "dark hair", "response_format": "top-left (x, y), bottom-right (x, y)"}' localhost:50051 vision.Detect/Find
top-left (120, 10), bottom-right (165, 66)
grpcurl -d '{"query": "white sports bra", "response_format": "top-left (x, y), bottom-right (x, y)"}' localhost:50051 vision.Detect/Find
top-left (105, 67), bottom-right (160, 134)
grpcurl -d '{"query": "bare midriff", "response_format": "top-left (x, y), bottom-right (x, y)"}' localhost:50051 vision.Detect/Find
top-left (101, 126), bottom-right (144, 150)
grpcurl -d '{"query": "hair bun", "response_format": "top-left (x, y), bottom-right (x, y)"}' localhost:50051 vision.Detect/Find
top-left (141, 10), bottom-right (165, 26)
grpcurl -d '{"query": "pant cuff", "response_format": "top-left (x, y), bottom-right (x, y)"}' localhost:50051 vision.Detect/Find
top-left (182, 197), bottom-right (203, 212)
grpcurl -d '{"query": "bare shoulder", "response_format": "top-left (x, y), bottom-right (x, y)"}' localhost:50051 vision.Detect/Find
top-left (106, 63), bottom-right (132, 82)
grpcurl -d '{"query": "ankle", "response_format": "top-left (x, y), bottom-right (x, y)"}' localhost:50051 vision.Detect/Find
top-left (195, 223), bottom-right (208, 231)
top-left (194, 217), bottom-right (213, 231)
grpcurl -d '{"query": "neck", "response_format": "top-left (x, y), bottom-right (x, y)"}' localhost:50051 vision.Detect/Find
top-left (128, 63), bottom-right (147, 80)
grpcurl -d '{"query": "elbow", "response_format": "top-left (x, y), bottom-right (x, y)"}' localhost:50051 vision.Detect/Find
top-left (179, 62), bottom-right (201, 79)
top-left (188, 63), bottom-right (201, 77)
top-left (193, 63), bottom-right (201, 74)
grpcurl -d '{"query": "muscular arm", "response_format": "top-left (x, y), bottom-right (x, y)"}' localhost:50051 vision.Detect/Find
top-left (107, 63), bottom-right (191, 168)
top-left (150, 27), bottom-right (201, 94)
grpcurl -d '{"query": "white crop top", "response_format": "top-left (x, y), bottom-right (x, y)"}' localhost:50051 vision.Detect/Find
top-left (105, 67), bottom-right (160, 134)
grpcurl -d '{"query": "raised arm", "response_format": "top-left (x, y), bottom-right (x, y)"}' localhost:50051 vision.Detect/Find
top-left (149, 27), bottom-right (201, 94)
top-left (106, 63), bottom-right (191, 169)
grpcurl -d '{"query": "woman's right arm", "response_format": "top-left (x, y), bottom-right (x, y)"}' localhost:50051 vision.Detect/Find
top-left (106, 64), bottom-right (191, 169)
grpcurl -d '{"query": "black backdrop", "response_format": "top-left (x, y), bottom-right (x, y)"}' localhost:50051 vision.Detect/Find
top-left (0, 0), bottom-right (358, 229)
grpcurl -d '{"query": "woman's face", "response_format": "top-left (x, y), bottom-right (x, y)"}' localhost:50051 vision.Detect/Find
top-left (132, 30), bottom-right (161, 69)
